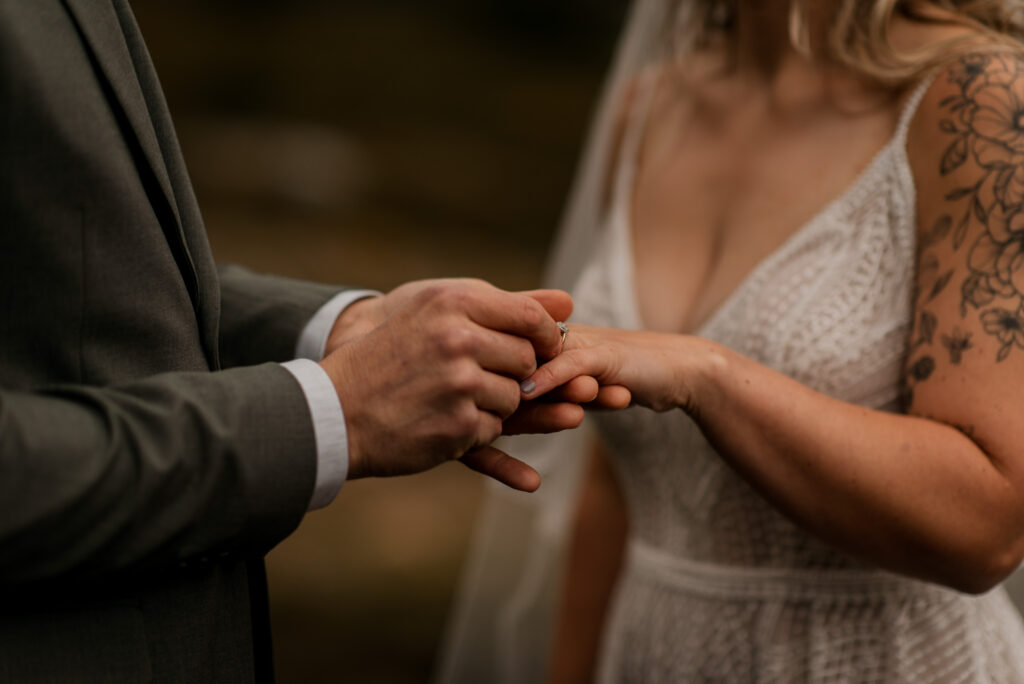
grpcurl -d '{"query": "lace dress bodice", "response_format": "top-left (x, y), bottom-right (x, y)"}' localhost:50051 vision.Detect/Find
top-left (571, 77), bottom-right (1024, 682)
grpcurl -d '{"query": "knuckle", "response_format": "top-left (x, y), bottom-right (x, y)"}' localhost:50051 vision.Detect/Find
top-left (600, 347), bottom-right (619, 375)
top-left (414, 283), bottom-right (446, 306)
top-left (434, 325), bottom-right (476, 358)
top-left (446, 362), bottom-right (481, 395)
top-left (451, 402), bottom-right (480, 435)
top-left (530, 361), bottom-right (551, 383)
top-left (556, 355), bottom-right (585, 384)
top-left (437, 285), bottom-right (463, 308)
top-left (462, 277), bottom-right (489, 290)
top-left (420, 283), bottom-right (465, 312)
top-left (515, 341), bottom-right (537, 376)
top-left (448, 281), bottom-right (480, 305)
top-left (565, 349), bottom-right (588, 373)
top-left (480, 413), bottom-right (502, 443)
top-left (498, 378), bottom-right (522, 417)
top-left (518, 297), bottom-right (545, 330)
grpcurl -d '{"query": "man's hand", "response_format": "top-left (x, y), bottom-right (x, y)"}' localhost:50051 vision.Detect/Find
top-left (323, 280), bottom-right (573, 358)
top-left (319, 279), bottom-right (574, 492)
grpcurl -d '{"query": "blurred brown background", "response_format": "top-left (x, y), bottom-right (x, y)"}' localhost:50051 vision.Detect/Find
top-left (132, 2), bottom-right (623, 681)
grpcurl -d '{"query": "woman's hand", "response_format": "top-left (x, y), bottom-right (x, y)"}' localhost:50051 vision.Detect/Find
top-left (520, 319), bottom-right (1024, 592)
top-left (520, 324), bottom-right (718, 413)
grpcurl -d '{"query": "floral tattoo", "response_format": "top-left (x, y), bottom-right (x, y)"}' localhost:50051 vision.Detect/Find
top-left (939, 54), bottom-right (1024, 353)
top-left (905, 53), bottom-right (1024, 403)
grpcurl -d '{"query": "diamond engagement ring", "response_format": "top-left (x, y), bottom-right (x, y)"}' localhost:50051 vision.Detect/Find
top-left (557, 321), bottom-right (569, 353)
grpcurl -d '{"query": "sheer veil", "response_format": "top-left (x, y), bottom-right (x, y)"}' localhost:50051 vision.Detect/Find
top-left (434, 1), bottom-right (674, 681)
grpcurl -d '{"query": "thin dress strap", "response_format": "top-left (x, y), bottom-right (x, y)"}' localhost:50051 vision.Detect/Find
top-left (893, 71), bottom-right (940, 147)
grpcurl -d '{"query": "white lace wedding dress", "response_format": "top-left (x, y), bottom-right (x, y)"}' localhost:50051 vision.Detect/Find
top-left (568, 74), bottom-right (1024, 682)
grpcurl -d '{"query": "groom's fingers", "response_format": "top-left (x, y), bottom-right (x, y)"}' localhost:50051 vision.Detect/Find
top-left (466, 326), bottom-right (538, 379)
top-left (474, 410), bottom-right (504, 448)
top-left (521, 289), bottom-right (574, 326)
top-left (460, 446), bottom-right (542, 492)
top-left (462, 289), bottom-right (566, 360)
top-left (472, 372), bottom-right (523, 420)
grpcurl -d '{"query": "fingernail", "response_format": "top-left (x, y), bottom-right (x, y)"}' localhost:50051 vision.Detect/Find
top-left (520, 379), bottom-right (536, 395)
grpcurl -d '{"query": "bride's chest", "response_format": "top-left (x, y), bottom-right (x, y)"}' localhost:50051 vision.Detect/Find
top-left (576, 152), bottom-right (917, 412)
top-left (630, 106), bottom-right (899, 335)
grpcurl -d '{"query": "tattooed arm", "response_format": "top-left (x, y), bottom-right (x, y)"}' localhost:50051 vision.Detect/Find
top-left (907, 53), bottom-right (1024, 378)
top-left (901, 50), bottom-right (1024, 577)
top-left (521, 54), bottom-right (1024, 593)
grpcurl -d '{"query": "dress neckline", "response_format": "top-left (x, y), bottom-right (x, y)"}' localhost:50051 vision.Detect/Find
top-left (609, 73), bottom-right (934, 337)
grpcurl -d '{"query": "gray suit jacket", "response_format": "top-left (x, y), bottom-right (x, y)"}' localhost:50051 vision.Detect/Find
top-left (0, 1), bottom-right (345, 680)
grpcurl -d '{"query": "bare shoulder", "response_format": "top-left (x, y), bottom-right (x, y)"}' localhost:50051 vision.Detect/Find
top-left (907, 50), bottom-right (1024, 240)
top-left (897, 8), bottom-right (1021, 158)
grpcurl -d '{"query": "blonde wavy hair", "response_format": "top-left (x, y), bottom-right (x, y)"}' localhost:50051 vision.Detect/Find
top-left (678, 0), bottom-right (1024, 84)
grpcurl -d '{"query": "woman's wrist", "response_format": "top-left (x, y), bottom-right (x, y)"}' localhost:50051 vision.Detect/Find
top-left (670, 335), bottom-right (730, 416)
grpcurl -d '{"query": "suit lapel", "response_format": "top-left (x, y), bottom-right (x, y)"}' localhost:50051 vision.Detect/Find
top-left (62, 0), bottom-right (219, 367)
top-left (110, 0), bottom-right (222, 369)
top-left (62, 0), bottom-right (184, 235)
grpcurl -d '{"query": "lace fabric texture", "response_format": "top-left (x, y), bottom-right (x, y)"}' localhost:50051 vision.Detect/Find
top-left (571, 76), bottom-right (1024, 682)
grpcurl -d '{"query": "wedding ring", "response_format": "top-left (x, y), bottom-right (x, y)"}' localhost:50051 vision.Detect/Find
top-left (557, 321), bottom-right (569, 353)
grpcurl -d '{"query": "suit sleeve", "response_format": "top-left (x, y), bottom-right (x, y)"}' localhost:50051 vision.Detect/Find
top-left (216, 263), bottom-right (347, 367)
top-left (0, 363), bottom-right (317, 586)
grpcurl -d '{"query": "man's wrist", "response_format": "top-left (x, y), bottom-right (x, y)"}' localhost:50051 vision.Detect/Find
top-left (296, 290), bottom-right (380, 361)
top-left (324, 296), bottom-right (384, 356)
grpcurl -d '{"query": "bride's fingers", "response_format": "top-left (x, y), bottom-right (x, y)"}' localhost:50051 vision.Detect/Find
top-left (521, 347), bottom-right (613, 399)
top-left (518, 376), bottom-right (628, 409)
top-left (503, 401), bottom-right (585, 435)
top-left (460, 446), bottom-right (542, 492)
top-left (588, 384), bottom-right (632, 410)
top-left (549, 375), bottom-right (600, 403)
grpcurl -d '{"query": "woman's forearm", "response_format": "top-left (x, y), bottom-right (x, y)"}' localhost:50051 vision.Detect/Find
top-left (684, 339), bottom-right (1024, 592)
top-left (526, 328), bottom-right (1024, 591)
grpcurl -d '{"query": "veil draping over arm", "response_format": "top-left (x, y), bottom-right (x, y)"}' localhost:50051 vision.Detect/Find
top-left (434, 2), bottom-right (674, 682)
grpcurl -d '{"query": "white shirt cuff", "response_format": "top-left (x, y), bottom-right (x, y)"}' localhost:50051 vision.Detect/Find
top-left (295, 289), bottom-right (380, 361)
top-left (281, 358), bottom-right (349, 510)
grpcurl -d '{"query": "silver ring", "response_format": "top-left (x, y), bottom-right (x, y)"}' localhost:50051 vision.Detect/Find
top-left (557, 321), bottom-right (569, 352)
